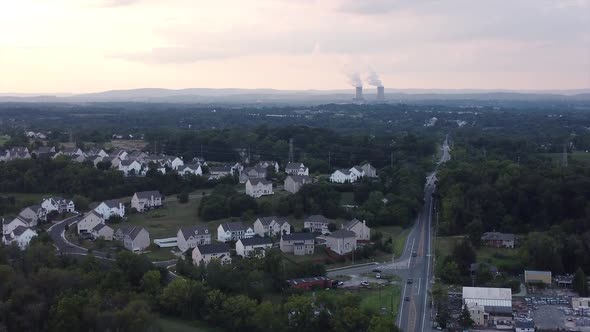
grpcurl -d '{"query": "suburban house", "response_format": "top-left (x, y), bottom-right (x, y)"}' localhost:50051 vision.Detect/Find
top-left (115, 226), bottom-right (150, 251)
top-left (341, 219), bottom-right (371, 241)
top-left (330, 166), bottom-right (365, 183)
top-left (245, 178), bottom-right (274, 198)
top-left (209, 166), bottom-right (233, 179)
top-left (224, 162), bottom-right (244, 174)
top-left (2, 226), bottom-right (38, 250)
top-left (131, 191), bottom-right (163, 212)
top-left (32, 146), bottom-right (56, 158)
top-left (285, 162), bottom-right (309, 176)
top-left (177, 164), bottom-right (203, 176)
top-left (481, 232), bottom-right (515, 248)
top-left (110, 149), bottom-right (128, 160)
top-left (88, 155), bottom-right (105, 167)
top-left (515, 321), bottom-right (535, 332)
top-left (127, 150), bottom-right (149, 162)
top-left (168, 156), bottom-right (184, 170)
top-left (217, 222), bottom-right (255, 242)
top-left (2, 216), bottom-right (28, 235)
top-left (325, 230), bottom-right (357, 255)
top-left (61, 147), bottom-right (84, 156)
top-left (177, 226), bottom-right (212, 253)
top-left (41, 197), bottom-right (75, 214)
top-left (87, 148), bottom-right (108, 158)
top-left (304, 215), bottom-right (330, 234)
top-left (236, 237), bottom-right (273, 258)
top-left (257, 160), bottom-right (279, 173)
top-left (280, 233), bottom-right (315, 255)
top-left (18, 205), bottom-right (47, 225)
top-left (70, 154), bottom-right (87, 163)
top-left (284, 175), bottom-right (312, 193)
top-left (239, 167), bottom-right (267, 183)
top-left (77, 211), bottom-right (105, 234)
top-left (524, 270), bottom-right (552, 284)
top-left (94, 199), bottom-right (125, 219)
top-left (253, 216), bottom-right (291, 237)
top-left (8, 147), bottom-right (31, 160)
top-left (361, 163), bottom-right (378, 178)
top-left (91, 224), bottom-right (114, 241)
top-left (349, 166), bottom-right (365, 179)
top-left (118, 159), bottom-right (142, 176)
top-left (192, 243), bottom-right (232, 266)
top-left (191, 156), bottom-right (207, 166)
top-left (0, 149), bottom-right (10, 162)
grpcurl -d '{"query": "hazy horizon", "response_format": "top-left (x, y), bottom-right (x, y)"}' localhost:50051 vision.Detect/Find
top-left (2, 0), bottom-right (589, 93)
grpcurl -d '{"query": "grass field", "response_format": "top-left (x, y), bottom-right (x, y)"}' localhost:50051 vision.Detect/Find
top-left (1, 192), bottom-right (58, 210)
top-left (157, 317), bottom-right (223, 332)
top-left (435, 235), bottom-right (521, 271)
top-left (307, 284), bottom-right (401, 318)
top-left (373, 225), bottom-right (409, 257)
top-left (0, 135), bottom-right (10, 146)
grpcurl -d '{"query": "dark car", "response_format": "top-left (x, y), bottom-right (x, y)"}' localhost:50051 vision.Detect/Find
top-left (412, 252), bottom-right (417, 257)
top-left (407, 278), bottom-right (413, 284)
top-left (372, 269), bottom-right (382, 273)
top-left (404, 296), bottom-right (410, 301)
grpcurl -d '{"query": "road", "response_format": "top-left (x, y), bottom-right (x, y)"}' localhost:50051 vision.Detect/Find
top-left (327, 136), bottom-right (451, 331)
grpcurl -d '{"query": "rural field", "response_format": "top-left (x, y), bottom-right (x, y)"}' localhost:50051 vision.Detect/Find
top-left (435, 235), bottom-right (521, 271)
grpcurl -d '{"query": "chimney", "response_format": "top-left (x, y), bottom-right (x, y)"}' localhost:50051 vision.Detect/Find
top-left (377, 86), bottom-right (385, 101)
top-left (354, 86), bottom-right (364, 101)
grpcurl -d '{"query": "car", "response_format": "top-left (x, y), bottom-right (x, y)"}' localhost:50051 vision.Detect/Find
top-left (372, 268), bottom-right (382, 273)
top-left (404, 296), bottom-right (410, 301)
top-left (412, 252), bottom-right (417, 257)
top-left (360, 281), bottom-right (370, 287)
top-left (337, 281), bottom-right (344, 286)
top-left (376, 273), bottom-right (381, 279)
top-left (407, 278), bottom-right (413, 284)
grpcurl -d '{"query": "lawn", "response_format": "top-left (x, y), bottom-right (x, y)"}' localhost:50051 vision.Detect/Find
top-left (435, 235), bottom-right (521, 271)
top-left (373, 225), bottom-right (409, 257)
top-left (157, 317), bottom-right (223, 332)
top-left (0, 135), bottom-right (9, 146)
top-left (340, 192), bottom-right (356, 206)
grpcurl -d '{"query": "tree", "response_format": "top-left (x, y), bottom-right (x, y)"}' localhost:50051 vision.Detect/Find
top-left (452, 240), bottom-right (476, 274)
top-left (574, 267), bottom-right (589, 296)
top-left (457, 305), bottom-right (474, 328)
top-left (327, 222), bottom-right (338, 232)
top-left (177, 191), bottom-right (189, 204)
top-left (368, 315), bottom-right (400, 332)
top-left (72, 195), bottom-right (90, 212)
top-left (466, 219), bottom-right (483, 248)
top-left (141, 270), bottom-right (161, 296)
top-left (439, 259), bottom-right (460, 284)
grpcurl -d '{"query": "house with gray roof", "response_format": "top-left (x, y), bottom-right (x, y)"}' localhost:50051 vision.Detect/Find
top-left (256, 160), bottom-right (279, 173)
top-left (92, 223), bottom-right (114, 241)
top-left (217, 221), bottom-right (255, 242)
top-left (284, 175), bottom-right (312, 193)
top-left (2, 226), bottom-right (37, 250)
top-left (280, 233), bottom-right (315, 255)
top-left (192, 243), bottom-right (231, 266)
top-left (481, 232), bottom-right (515, 248)
top-left (115, 226), bottom-right (150, 251)
top-left (209, 166), bottom-right (233, 180)
top-left (304, 215), bottom-right (330, 234)
top-left (131, 191), bottom-right (163, 212)
top-left (94, 199), bottom-right (125, 219)
top-left (177, 164), bottom-right (202, 176)
top-left (253, 216), bottom-right (291, 237)
top-left (325, 230), bottom-right (357, 255)
top-left (341, 218), bottom-right (371, 241)
top-left (285, 162), bottom-right (309, 176)
top-left (239, 166), bottom-right (267, 183)
top-left (236, 237), bottom-right (273, 258)
top-left (177, 226), bottom-right (211, 253)
top-left (18, 205), bottom-right (47, 225)
top-left (245, 178), bottom-right (274, 198)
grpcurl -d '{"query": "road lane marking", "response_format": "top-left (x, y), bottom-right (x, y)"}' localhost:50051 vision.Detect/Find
top-left (421, 196), bottom-right (434, 331)
top-left (398, 283), bottom-right (408, 326)
top-left (417, 278), bottom-right (421, 295)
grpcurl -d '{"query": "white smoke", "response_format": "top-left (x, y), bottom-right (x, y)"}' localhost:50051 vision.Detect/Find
top-left (347, 72), bottom-right (363, 87)
top-left (366, 70), bottom-right (383, 87)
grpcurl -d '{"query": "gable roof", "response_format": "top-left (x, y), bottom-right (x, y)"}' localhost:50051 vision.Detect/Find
top-left (285, 162), bottom-right (305, 170)
top-left (247, 178), bottom-right (272, 186)
top-left (335, 169), bottom-right (352, 176)
top-left (197, 243), bottom-right (230, 255)
top-left (180, 226), bottom-right (210, 238)
top-left (305, 215), bottom-right (329, 224)
top-left (282, 233), bottom-right (315, 242)
top-left (286, 175), bottom-right (311, 184)
top-left (83, 210), bottom-right (104, 220)
top-left (342, 218), bottom-right (362, 230)
top-left (327, 230), bottom-right (356, 239)
top-left (239, 237), bottom-right (273, 246)
top-left (135, 191), bottom-right (162, 199)
top-left (12, 226), bottom-right (31, 236)
top-left (22, 205), bottom-right (42, 212)
top-left (93, 223), bottom-right (112, 232)
top-left (221, 221), bottom-right (248, 232)
top-left (481, 232), bottom-right (514, 242)
top-left (101, 199), bottom-right (123, 209)
top-left (117, 226), bottom-right (146, 240)
top-left (210, 166), bottom-right (232, 173)
top-left (352, 166), bottom-right (363, 173)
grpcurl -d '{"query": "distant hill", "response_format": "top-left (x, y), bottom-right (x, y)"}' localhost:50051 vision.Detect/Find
top-left (0, 88), bottom-right (589, 104)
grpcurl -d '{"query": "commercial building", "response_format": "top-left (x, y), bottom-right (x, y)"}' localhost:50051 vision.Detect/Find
top-left (524, 270), bottom-right (552, 285)
top-left (462, 287), bottom-right (513, 326)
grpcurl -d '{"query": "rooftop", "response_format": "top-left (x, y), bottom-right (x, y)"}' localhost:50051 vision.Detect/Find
top-left (239, 237), bottom-right (273, 246)
top-left (197, 243), bottom-right (231, 255)
top-left (327, 230), bottom-right (356, 239)
top-left (135, 190), bottom-right (162, 199)
top-left (282, 233), bottom-right (315, 241)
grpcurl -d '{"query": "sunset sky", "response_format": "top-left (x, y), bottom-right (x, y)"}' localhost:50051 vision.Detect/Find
top-left (1, 0), bottom-right (589, 93)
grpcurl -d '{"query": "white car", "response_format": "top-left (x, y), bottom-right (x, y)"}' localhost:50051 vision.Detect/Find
top-left (361, 281), bottom-right (370, 287)
top-left (376, 273), bottom-right (381, 279)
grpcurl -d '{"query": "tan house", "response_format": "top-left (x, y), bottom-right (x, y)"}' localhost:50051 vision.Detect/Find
top-left (115, 226), bottom-right (150, 251)
top-left (325, 230), bottom-right (357, 255)
top-left (284, 175), bottom-right (312, 194)
top-left (91, 224), bottom-right (114, 241)
top-left (192, 243), bottom-right (232, 266)
top-left (466, 302), bottom-right (487, 326)
top-left (77, 211), bottom-right (105, 234)
top-left (131, 191), bottom-right (163, 212)
top-left (280, 233), bottom-right (315, 256)
top-left (236, 237), bottom-right (273, 258)
top-left (341, 219), bottom-right (371, 241)
top-left (177, 226), bottom-right (211, 253)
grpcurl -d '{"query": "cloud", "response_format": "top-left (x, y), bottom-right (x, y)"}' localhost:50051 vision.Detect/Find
top-left (338, 0), bottom-right (440, 15)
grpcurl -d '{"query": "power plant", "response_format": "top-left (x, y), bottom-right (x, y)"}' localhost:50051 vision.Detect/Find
top-left (377, 86), bottom-right (385, 101)
top-left (353, 86), bottom-right (364, 102)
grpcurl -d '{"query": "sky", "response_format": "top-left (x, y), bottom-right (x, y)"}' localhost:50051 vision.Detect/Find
top-left (0, 0), bottom-right (589, 93)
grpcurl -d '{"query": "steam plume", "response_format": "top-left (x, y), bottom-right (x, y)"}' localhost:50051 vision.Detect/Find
top-left (366, 71), bottom-right (383, 87)
top-left (348, 72), bottom-right (363, 87)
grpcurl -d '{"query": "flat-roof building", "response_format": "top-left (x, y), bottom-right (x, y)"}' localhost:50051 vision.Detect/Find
top-left (524, 270), bottom-right (552, 284)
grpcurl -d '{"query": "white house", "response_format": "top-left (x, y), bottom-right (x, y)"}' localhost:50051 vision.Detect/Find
top-left (94, 199), bottom-right (125, 219)
top-left (177, 226), bottom-right (211, 253)
top-left (361, 163), bottom-right (377, 178)
top-left (349, 166), bottom-right (365, 179)
top-left (2, 216), bottom-right (28, 235)
top-left (514, 321), bottom-right (534, 332)
top-left (192, 243), bottom-right (232, 266)
top-left (280, 233), bottom-right (315, 256)
top-left (91, 224), bottom-right (114, 241)
top-left (341, 219), bottom-right (371, 241)
top-left (236, 237), bottom-right (273, 258)
top-left (253, 216), bottom-right (291, 237)
top-left (177, 164), bottom-right (203, 176)
top-left (131, 191), bottom-right (163, 212)
top-left (118, 159), bottom-right (142, 176)
top-left (285, 162), bottom-right (309, 176)
top-left (3, 226), bottom-right (37, 250)
top-left (115, 226), bottom-right (150, 251)
top-left (245, 178), bottom-right (274, 198)
top-left (239, 167), bottom-right (267, 183)
top-left (18, 205), bottom-right (47, 225)
top-left (41, 197), bottom-right (75, 214)
top-left (330, 169), bottom-right (353, 183)
top-left (217, 222), bottom-right (255, 242)
top-left (87, 148), bottom-right (108, 158)
top-left (209, 166), bottom-right (233, 179)
top-left (257, 160), bottom-right (279, 173)
top-left (284, 175), bottom-right (312, 194)
top-left (325, 230), bottom-right (357, 255)
top-left (61, 147), bottom-right (84, 157)
top-left (304, 215), bottom-right (330, 234)
top-left (111, 149), bottom-right (128, 160)
top-left (168, 156), bottom-right (184, 170)
top-left (77, 211), bottom-right (105, 234)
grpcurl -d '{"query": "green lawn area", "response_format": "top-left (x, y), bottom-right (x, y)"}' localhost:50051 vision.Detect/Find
top-left (374, 225), bottom-right (409, 257)
top-left (1, 192), bottom-right (58, 209)
top-left (157, 317), bottom-right (223, 332)
top-left (435, 236), bottom-right (521, 271)
top-left (340, 192), bottom-right (355, 206)
top-left (141, 245), bottom-right (178, 261)
top-left (0, 135), bottom-right (10, 146)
